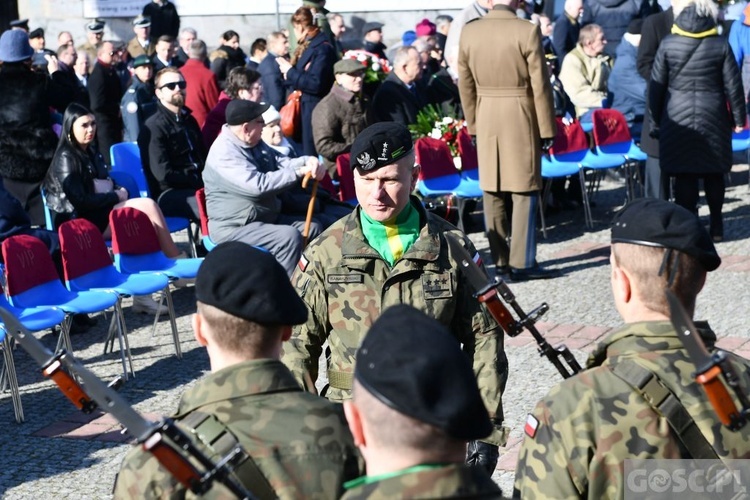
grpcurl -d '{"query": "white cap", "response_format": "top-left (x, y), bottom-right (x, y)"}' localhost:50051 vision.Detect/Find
top-left (262, 105), bottom-right (281, 125)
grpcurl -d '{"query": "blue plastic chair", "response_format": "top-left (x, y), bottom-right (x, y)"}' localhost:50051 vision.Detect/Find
top-left (0, 299), bottom-right (66, 422)
top-left (109, 142), bottom-right (196, 256)
top-left (195, 188), bottom-right (217, 251)
top-left (1, 234), bottom-right (119, 358)
top-left (58, 219), bottom-right (180, 375)
top-left (732, 124), bottom-right (750, 152)
top-left (589, 109), bottom-right (646, 199)
top-left (39, 186), bottom-right (54, 231)
top-left (415, 137), bottom-right (482, 231)
top-left (110, 207), bottom-right (203, 284)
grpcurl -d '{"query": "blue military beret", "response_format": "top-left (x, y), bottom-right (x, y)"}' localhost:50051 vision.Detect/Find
top-left (354, 305), bottom-right (493, 441)
top-left (195, 242), bottom-right (307, 325)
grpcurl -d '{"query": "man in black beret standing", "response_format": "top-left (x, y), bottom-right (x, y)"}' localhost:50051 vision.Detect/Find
top-left (341, 305), bottom-right (503, 498)
top-left (114, 242), bottom-right (361, 498)
top-left (282, 121), bottom-right (508, 474)
top-left (515, 198), bottom-right (750, 498)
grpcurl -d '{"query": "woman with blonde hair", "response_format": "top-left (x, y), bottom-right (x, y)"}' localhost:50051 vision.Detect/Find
top-left (649, 0), bottom-right (745, 242)
top-left (276, 6), bottom-right (337, 156)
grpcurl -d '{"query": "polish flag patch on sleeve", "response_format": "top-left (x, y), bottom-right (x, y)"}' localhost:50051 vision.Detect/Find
top-left (298, 254), bottom-right (309, 272)
top-left (524, 414), bottom-right (539, 438)
top-left (472, 252), bottom-right (483, 268)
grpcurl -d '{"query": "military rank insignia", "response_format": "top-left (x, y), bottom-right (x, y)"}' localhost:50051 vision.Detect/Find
top-left (524, 414), bottom-right (539, 438)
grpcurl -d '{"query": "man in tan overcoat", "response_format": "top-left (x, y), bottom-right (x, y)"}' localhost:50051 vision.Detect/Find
top-left (458, 0), bottom-right (557, 281)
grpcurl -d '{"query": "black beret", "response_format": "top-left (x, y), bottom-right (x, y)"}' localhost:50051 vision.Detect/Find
top-left (28, 28), bottom-right (44, 39)
top-left (195, 241), bottom-right (308, 325)
top-left (611, 198), bottom-right (720, 271)
top-left (350, 122), bottom-right (413, 171)
top-left (363, 21), bottom-right (384, 34)
top-left (225, 99), bottom-right (271, 126)
top-left (355, 305), bottom-right (493, 441)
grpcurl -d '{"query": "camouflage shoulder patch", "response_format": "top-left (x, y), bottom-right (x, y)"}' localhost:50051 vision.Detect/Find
top-left (524, 414), bottom-right (539, 438)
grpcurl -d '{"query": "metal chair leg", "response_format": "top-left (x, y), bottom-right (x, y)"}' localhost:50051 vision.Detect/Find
top-left (579, 168), bottom-right (593, 228)
top-left (164, 287), bottom-right (182, 359)
top-left (2, 335), bottom-right (23, 422)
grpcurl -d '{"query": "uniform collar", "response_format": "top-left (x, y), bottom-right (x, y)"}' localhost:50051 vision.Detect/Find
top-left (176, 359), bottom-right (301, 415)
top-left (586, 320), bottom-right (716, 368)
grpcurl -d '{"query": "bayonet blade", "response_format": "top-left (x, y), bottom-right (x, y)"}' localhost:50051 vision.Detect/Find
top-left (444, 233), bottom-right (494, 295)
top-left (665, 290), bottom-right (713, 371)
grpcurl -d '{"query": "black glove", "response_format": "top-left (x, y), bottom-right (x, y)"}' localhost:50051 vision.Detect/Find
top-left (541, 138), bottom-right (554, 153)
top-left (470, 135), bottom-right (477, 148)
top-left (465, 440), bottom-right (499, 475)
top-left (649, 127), bottom-right (660, 139)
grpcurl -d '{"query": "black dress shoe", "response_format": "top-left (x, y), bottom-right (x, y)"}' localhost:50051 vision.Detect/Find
top-left (510, 266), bottom-right (561, 281)
top-left (496, 265), bottom-right (512, 281)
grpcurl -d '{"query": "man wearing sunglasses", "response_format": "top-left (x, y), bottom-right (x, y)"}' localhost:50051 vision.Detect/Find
top-left (139, 67), bottom-right (206, 225)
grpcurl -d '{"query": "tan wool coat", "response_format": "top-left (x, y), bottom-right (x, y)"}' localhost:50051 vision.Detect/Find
top-left (458, 6), bottom-right (556, 193)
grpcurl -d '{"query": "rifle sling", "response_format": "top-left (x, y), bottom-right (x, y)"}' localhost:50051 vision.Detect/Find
top-left (610, 360), bottom-right (720, 460)
top-left (180, 411), bottom-right (277, 500)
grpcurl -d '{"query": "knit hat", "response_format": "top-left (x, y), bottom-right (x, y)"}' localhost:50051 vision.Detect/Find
top-left (415, 18), bottom-right (436, 37)
top-left (0, 30), bottom-right (34, 63)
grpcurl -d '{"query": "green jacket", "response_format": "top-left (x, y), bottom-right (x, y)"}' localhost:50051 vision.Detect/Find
top-left (341, 463), bottom-right (504, 499)
top-left (113, 359), bottom-right (361, 499)
top-left (513, 321), bottom-right (750, 499)
top-left (281, 198), bottom-right (508, 446)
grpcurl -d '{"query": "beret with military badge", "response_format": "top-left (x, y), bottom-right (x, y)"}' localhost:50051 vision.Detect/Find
top-left (350, 122), bottom-right (413, 172)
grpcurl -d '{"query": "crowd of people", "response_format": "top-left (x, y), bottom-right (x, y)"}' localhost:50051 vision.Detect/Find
top-left (1, 0), bottom-right (750, 498)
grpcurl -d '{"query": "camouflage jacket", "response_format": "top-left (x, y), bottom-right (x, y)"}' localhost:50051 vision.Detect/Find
top-left (513, 321), bottom-right (750, 499)
top-left (113, 359), bottom-right (361, 499)
top-left (281, 198), bottom-right (508, 446)
top-left (341, 463), bottom-right (504, 499)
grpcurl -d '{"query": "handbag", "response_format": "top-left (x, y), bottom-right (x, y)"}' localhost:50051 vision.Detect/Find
top-left (280, 90), bottom-right (303, 142)
top-left (93, 178), bottom-right (114, 194)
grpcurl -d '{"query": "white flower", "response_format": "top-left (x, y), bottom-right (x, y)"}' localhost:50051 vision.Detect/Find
top-left (442, 117), bottom-right (453, 125)
top-left (430, 128), bottom-right (442, 139)
top-left (372, 63), bottom-right (380, 72)
top-left (357, 54), bottom-right (367, 62)
top-left (371, 56), bottom-right (378, 63)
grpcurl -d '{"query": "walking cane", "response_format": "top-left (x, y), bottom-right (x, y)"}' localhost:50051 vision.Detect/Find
top-left (302, 172), bottom-right (319, 246)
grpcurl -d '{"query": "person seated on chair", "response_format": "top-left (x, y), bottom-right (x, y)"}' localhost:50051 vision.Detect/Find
top-left (261, 105), bottom-right (299, 158)
top-left (202, 99), bottom-right (349, 277)
top-left (138, 67), bottom-right (206, 223)
top-left (44, 103), bottom-right (184, 313)
top-left (559, 24), bottom-right (613, 125)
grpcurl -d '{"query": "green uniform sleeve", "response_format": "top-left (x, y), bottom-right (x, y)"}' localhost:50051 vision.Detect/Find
top-left (281, 250), bottom-right (331, 390)
top-left (113, 446), bottom-right (184, 499)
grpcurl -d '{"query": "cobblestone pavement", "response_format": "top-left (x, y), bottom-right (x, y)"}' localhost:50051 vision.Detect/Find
top-left (1, 166), bottom-right (749, 498)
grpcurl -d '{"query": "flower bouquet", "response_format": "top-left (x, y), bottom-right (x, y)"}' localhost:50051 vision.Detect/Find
top-left (409, 104), bottom-right (466, 158)
top-left (342, 50), bottom-right (392, 83)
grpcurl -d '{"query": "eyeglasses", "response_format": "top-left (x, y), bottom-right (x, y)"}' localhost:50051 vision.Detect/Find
top-left (159, 81), bottom-right (187, 91)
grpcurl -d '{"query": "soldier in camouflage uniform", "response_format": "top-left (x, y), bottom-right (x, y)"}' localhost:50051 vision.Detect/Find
top-left (114, 242), bottom-right (361, 499)
top-left (281, 121), bottom-right (509, 473)
top-left (514, 198), bottom-right (750, 499)
top-left (341, 305), bottom-right (504, 499)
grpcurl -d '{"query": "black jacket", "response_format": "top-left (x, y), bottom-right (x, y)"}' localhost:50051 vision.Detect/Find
top-left (363, 40), bottom-right (388, 61)
top-left (138, 101), bottom-right (206, 198)
top-left (143, 0), bottom-right (180, 40)
top-left (649, 6), bottom-right (745, 176)
top-left (43, 144), bottom-right (120, 231)
top-left (259, 52), bottom-right (287, 111)
top-left (210, 45), bottom-right (247, 89)
top-left (369, 72), bottom-right (428, 126)
top-left (552, 14), bottom-right (580, 58)
top-left (637, 7), bottom-right (673, 156)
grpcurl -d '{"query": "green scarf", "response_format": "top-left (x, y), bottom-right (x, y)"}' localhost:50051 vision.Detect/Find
top-left (360, 203), bottom-right (421, 266)
top-left (344, 464), bottom-right (447, 490)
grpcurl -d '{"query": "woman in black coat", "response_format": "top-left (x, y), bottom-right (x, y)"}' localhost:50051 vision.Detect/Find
top-left (649, 0), bottom-right (745, 241)
top-left (210, 30), bottom-right (248, 90)
top-left (43, 103), bottom-right (183, 257)
top-left (277, 6), bottom-right (337, 156)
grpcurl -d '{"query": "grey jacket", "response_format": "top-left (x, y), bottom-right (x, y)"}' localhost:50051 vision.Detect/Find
top-left (203, 124), bottom-right (310, 242)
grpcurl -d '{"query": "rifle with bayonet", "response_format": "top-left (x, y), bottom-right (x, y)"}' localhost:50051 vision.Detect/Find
top-left (666, 290), bottom-right (750, 431)
top-left (0, 307), bottom-right (255, 499)
top-left (445, 233), bottom-right (582, 379)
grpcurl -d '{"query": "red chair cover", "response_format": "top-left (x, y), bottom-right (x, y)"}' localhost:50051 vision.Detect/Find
top-left (415, 137), bottom-right (457, 179)
top-left (109, 207), bottom-right (161, 255)
top-left (195, 188), bottom-right (209, 236)
top-left (550, 118), bottom-right (590, 155)
top-left (2, 235), bottom-right (60, 296)
top-left (591, 109), bottom-right (632, 147)
top-left (336, 154), bottom-right (356, 203)
top-left (58, 219), bottom-right (114, 281)
top-left (457, 128), bottom-right (478, 171)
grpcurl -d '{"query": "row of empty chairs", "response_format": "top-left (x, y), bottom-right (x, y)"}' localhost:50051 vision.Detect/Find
top-left (1, 207), bottom-right (203, 422)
